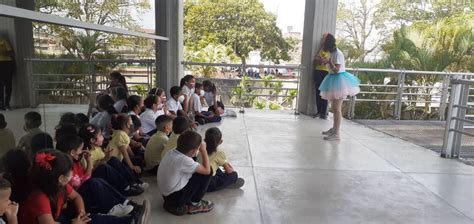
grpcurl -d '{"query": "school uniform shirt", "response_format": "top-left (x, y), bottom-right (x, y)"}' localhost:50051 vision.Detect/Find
top-left (107, 130), bottom-right (131, 161)
top-left (0, 128), bottom-right (15, 157)
top-left (191, 93), bottom-right (202, 113)
top-left (145, 131), bottom-right (169, 170)
top-left (166, 98), bottom-right (182, 113)
top-left (114, 99), bottom-right (127, 113)
top-left (19, 184), bottom-right (74, 224)
top-left (181, 85), bottom-right (194, 99)
top-left (161, 132), bottom-right (180, 159)
top-left (90, 111), bottom-right (112, 139)
top-left (197, 149), bottom-right (228, 176)
top-left (90, 145), bottom-right (105, 167)
top-left (17, 128), bottom-right (43, 154)
top-left (141, 108), bottom-right (163, 134)
top-left (315, 50), bottom-right (330, 71)
top-left (330, 49), bottom-right (346, 73)
top-left (157, 149), bottom-right (199, 196)
top-left (204, 92), bottom-right (215, 107)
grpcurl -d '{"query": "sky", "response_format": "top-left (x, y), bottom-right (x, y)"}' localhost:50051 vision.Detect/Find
top-left (139, 0), bottom-right (307, 33)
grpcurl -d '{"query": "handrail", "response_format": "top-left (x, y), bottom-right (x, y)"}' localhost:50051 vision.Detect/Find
top-left (182, 61), bottom-right (303, 69)
top-left (25, 58), bottom-right (155, 63)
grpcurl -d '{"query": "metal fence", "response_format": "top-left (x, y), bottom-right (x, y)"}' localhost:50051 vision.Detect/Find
top-left (26, 58), bottom-right (155, 106)
top-left (442, 78), bottom-right (474, 161)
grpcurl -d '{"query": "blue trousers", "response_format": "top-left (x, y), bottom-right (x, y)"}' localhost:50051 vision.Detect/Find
top-left (78, 178), bottom-right (127, 214)
top-left (207, 169), bottom-right (238, 192)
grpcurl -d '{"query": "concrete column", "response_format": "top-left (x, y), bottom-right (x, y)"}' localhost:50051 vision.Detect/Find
top-left (0, 0), bottom-right (34, 108)
top-left (155, 0), bottom-right (183, 94)
top-left (299, 0), bottom-right (338, 115)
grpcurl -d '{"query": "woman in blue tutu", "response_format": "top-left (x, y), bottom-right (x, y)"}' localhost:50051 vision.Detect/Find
top-left (318, 33), bottom-right (360, 140)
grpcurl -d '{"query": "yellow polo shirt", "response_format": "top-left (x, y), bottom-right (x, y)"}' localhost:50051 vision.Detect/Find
top-left (90, 146), bottom-right (106, 167)
top-left (144, 131), bottom-right (169, 169)
top-left (315, 50), bottom-right (330, 71)
top-left (0, 128), bottom-right (15, 157)
top-left (161, 132), bottom-right (180, 159)
top-left (0, 38), bottom-right (13, 61)
top-left (197, 149), bottom-right (228, 176)
top-left (107, 130), bottom-right (130, 161)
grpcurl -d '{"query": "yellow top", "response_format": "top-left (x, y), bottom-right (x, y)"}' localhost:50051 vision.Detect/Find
top-left (314, 50), bottom-right (330, 71)
top-left (107, 130), bottom-right (130, 161)
top-left (0, 38), bottom-right (13, 61)
top-left (0, 128), bottom-right (15, 157)
top-left (161, 132), bottom-right (180, 159)
top-left (90, 146), bottom-right (106, 167)
top-left (197, 149), bottom-right (228, 176)
top-left (144, 131), bottom-right (169, 169)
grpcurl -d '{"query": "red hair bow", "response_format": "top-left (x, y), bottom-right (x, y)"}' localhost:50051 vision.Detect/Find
top-left (35, 153), bottom-right (56, 171)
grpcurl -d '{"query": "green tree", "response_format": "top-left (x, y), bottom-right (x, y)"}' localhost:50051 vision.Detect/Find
top-left (184, 0), bottom-right (295, 64)
top-left (36, 0), bottom-right (151, 60)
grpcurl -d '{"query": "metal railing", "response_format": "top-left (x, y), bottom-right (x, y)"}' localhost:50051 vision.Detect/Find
top-left (442, 78), bottom-right (474, 159)
top-left (26, 58), bottom-right (155, 106)
top-left (182, 61), bottom-right (302, 113)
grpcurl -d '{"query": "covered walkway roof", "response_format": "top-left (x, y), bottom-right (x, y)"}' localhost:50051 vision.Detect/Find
top-left (3, 106), bottom-right (473, 223)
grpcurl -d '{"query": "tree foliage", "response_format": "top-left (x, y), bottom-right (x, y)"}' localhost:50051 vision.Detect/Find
top-left (36, 0), bottom-right (151, 59)
top-left (184, 0), bottom-right (295, 64)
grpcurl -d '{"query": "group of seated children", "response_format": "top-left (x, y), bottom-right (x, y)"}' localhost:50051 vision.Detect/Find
top-left (0, 72), bottom-right (245, 223)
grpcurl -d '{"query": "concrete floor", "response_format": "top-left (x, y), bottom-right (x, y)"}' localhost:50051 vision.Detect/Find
top-left (2, 105), bottom-right (473, 224)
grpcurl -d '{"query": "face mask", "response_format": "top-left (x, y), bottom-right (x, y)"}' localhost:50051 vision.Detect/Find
top-left (200, 90), bottom-right (205, 96)
top-left (178, 95), bottom-right (185, 103)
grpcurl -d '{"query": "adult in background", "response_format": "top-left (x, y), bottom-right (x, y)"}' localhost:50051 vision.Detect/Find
top-left (313, 33), bottom-right (330, 119)
top-left (0, 35), bottom-right (15, 111)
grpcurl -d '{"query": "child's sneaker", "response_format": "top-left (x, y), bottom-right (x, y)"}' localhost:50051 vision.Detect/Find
top-left (322, 128), bottom-right (334, 135)
top-left (323, 133), bottom-right (340, 141)
top-left (163, 203), bottom-right (187, 216)
top-left (134, 182), bottom-right (149, 190)
top-left (108, 204), bottom-right (134, 217)
top-left (124, 185), bottom-right (144, 196)
top-left (187, 200), bottom-right (215, 215)
top-left (227, 178), bottom-right (245, 189)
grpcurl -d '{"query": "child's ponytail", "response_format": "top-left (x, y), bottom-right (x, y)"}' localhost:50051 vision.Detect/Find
top-left (204, 127), bottom-right (222, 155)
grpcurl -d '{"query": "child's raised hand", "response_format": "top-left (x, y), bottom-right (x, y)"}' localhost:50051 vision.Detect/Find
top-left (71, 212), bottom-right (91, 224)
top-left (5, 201), bottom-right (19, 220)
top-left (198, 142), bottom-right (207, 154)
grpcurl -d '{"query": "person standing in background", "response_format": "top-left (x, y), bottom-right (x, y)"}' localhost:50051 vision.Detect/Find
top-left (313, 33), bottom-right (330, 119)
top-left (0, 36), bottom-right (15, 111)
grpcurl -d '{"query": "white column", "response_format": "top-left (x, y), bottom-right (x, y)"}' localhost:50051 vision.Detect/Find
top-left (155, 0), bottom-right (184, 94)
top-left (299, 0), bottom-right (338, 115)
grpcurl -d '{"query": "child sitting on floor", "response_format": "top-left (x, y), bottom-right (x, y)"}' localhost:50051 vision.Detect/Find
top-left (161, 116), bottom-right (190, 159)
top-left (108, 114), bottom-right (142, 174)
top-left (17, 111), bottom-right (43, 155)
top-left (0, 178), bottom-right (19, 224)
top-left (191, 83), bottom-right (221, 125)
top-left (157, 131), bottom-right (214, 216)
top-left (144, 115), bottom-right (173, 174)
top-left (199, 127), bottom-right (244, 192)
top-left (0, 113), bottom-right (15, 163)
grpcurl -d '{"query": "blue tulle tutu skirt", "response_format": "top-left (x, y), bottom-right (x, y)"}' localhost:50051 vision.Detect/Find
top-left (319, 71), bottom-right (360, 100)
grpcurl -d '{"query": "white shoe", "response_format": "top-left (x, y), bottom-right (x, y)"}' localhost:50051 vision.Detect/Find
top-left (139, 182), bottom-right (149, 190)
top-left (108, 204), bottom-right (134, 217)
top-left (322, 128), bottom-right (335, 135)
top-left (324, 133), bottom-right (340, 141)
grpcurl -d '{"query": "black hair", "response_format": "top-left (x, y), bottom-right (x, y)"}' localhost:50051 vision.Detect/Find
top-left (202, 80), bottom-right (217, 94)
top-left (127, 95), bottom-right (143, 113)
top-left (149, 88), bottom-right (165, 97)
top-left (110, 86), bottom-right (128, 101)
top-left (97, 94), bottom-right (118, 115)
top-left (54, 124), bottom-right (77, 142)
top-left (31, 150), bottom-right (73, 217)
top-left (205, 127), bottom-right (222, 155)
top-left (110, 71), bottom-right (128, 92)
top-left (56, 134), bottom-right (84, 154)
top-left (180, 75), bottom-right (195, 88)
top-left (78, 124), bottom-right (101, 150)
top-left (75, 113), bottom-right (89, 127)
top-left (173, 116), bottom-right (189, 134)
top-left (155, 115), bottom-right (173, 131)
top-left (24, 111), bottom-right (42, 129)
top-left (0, 113), bottom-right (6, 129)
top-left (31, 133), bottom-right (54, 156)
top-left (3, 149), bottom-right (31, 203)
top-left (177, 130), bottom-right (202, 154)
top-left (195, 83), bottom-right (203, 90)
top-left (111, 113), bottom-right (130, 130)
top-left (170, 86), bottom-right (182, 97)
top-left (59, 112), bottom-right (77, 126)
top-left (323, 33), bottom-right (337, 52)
top-left (144, 95), bottom-right (159, 109)
top-left (130, 115), bottom-right (142, 130)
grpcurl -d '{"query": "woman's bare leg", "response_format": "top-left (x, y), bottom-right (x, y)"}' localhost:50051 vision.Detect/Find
top-left (331, 99), bottom-right (343, 135)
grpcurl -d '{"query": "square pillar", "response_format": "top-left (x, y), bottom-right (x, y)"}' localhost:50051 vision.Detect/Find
top-left (299, 0), bottom-right (338, 115)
